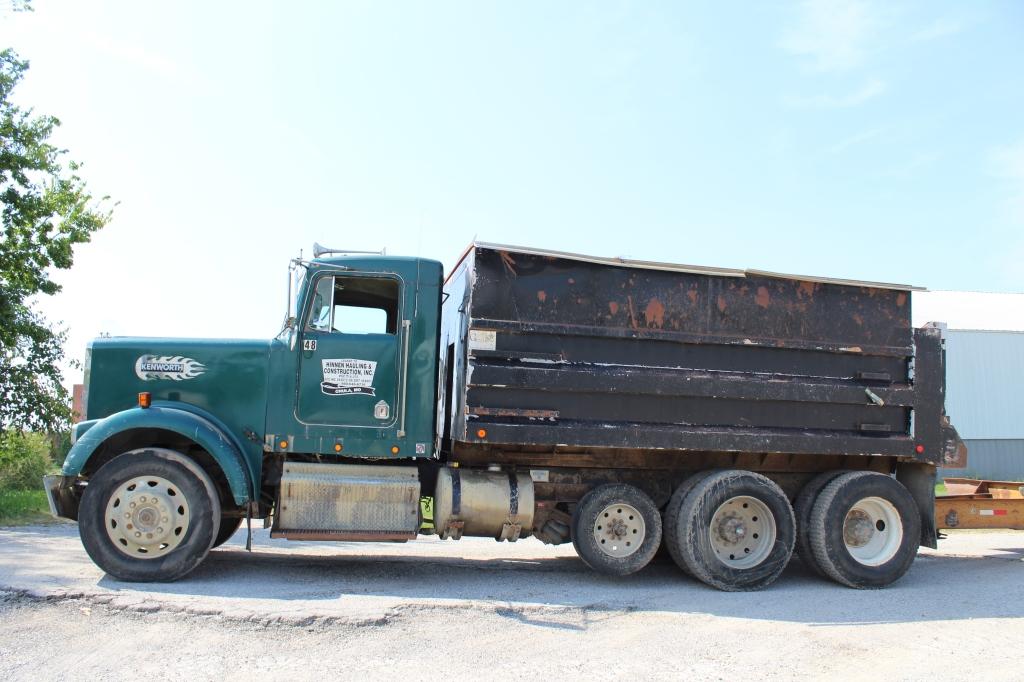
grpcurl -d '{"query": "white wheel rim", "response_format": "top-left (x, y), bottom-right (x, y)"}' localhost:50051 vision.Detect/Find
top-left (843, 496), bottom-right (902, 566)
top-left (104, 475), bottom-right (190, 559)
top-left (708, 496), bottom-right (776, 569)
top-left (593, 503), bottom-right (645, 558)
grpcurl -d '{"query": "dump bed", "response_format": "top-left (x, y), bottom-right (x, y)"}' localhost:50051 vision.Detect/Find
top-left (439, 244), bottom-right (964, 468)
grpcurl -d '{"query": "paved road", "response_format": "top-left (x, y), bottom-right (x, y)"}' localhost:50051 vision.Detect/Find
top-left (1, 524), bottom-right (1023, 680)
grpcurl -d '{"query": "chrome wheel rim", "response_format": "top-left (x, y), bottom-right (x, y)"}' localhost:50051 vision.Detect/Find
top-left (592, 503), bottom-right (645, 557)
top-left (708, 496), bottom-right (776, 569)
top-left (843, 496), bottom-right (902, 566)
top-left (104, 475), bottom-right (190, 559)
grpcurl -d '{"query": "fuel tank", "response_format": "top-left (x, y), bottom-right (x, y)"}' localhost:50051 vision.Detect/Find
top-left (434, 468), bottom-right (534, 541)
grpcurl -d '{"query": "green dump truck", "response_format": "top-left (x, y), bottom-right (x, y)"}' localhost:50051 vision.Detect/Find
top-left (45, 243), bottom-right (966, 591)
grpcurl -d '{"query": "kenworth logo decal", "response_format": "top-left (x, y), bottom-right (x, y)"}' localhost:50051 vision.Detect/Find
top-left (134, 355), bottom-right (207, 381)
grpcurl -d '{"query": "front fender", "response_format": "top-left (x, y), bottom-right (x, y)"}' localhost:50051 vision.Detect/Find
top-left (63, 405), bottom-right (255, 506)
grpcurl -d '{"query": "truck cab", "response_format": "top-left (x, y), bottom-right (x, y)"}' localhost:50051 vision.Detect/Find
top-left (46, 251), bottom-right (444, 580)
top-left (265, 255), bottom-right (442, 460)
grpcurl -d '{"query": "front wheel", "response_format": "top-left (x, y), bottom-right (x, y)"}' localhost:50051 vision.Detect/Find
top-left (78, 448), bottom-right (221, 582)
top-left (212, 516), bottom-right (244, 548)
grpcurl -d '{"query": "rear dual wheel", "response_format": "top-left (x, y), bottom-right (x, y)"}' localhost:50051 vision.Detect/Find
top-left (662, 470), bottom-right (717, 576)
top-left (665, 470), bottom-right (796, 591)
top-left (807, 471), bottom-right (920, 589)
top-left (793, 470), bottom-right (847, 577)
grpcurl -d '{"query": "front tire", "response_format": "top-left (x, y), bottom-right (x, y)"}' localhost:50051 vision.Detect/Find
top-left (79, 448), bottom-right (221, 582)
top-left (212, 516), bottom-right (244, 548)
top-left (571, 484), bottom-right (662, 576)
top-left (808, 471), bottom-right (920, 589)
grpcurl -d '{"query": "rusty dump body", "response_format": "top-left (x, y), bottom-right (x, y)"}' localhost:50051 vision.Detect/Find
top-left (439, 244), bottom-right (965, 544)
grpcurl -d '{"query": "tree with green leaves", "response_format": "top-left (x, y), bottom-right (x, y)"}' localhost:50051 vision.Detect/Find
top-left (0, 47), bottom-right (112, 433)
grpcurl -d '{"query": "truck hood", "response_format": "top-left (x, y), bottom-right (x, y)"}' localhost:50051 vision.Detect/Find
top-left (84, 336), bottom-right (272, 434)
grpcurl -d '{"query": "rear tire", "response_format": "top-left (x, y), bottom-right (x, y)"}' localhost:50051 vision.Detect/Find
top-left (571, 484), bottom-right (662, 576)
top-left (663, 470), bottom-right (718, 577)
top-left (79, 448), bottom-right (221, 582)
top-left (673, 470), bottom-right (795, 591)
top-left (793, 470), bottom-right (847, 577)
top-left (808, 471), bottom-right (920, 589)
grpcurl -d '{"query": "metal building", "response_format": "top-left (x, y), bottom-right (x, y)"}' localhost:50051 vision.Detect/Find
top-left (937, 328), bottom-right (1024, 480)
top-left (912, 291), bottom-right (1024, 481)
top-left (913, 290), bottom-right (1024, 477)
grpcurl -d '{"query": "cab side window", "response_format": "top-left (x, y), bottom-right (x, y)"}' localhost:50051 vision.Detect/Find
top-left (306, 275), bottom-right (399, 335)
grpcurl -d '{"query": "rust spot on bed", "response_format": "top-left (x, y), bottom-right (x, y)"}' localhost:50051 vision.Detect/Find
top-left (537, 290), bottom-right (547, 303)
top-left (717, 295), bottom-right (727, 313)
top-left (687, 288), bottom-right (698, 305)
top-left (797, 281), bottom-right (816, 299)
top-left (853, 313), bottom-right (864, 326)
top-left (627, 295), bottom-right (639, 329)
top-left (755, 286), bottom-right (770, 308)
top-left (644, 298), bottom-right (666, 328)
top-left (896, 292), bottom-right (907, 307)
top-left (498, 251), bottom-right (517, 275)
top-left (608, 301), bottom-right (619, 315)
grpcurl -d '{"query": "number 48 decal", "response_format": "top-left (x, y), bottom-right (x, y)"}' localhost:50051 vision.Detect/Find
top-left (303, 339), bottom-right (317, 352)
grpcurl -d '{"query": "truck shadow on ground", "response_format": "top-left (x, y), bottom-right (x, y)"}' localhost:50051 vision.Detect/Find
top-left (89, 531), bottom-right (1024, 627)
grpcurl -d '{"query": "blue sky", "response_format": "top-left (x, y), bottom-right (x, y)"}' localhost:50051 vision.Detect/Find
top-left (3, 1), bottom-right (1023, 373)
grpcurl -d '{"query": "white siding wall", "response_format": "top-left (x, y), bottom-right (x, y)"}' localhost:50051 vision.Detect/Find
top-left (940, 439), bottom-right (1024, 481)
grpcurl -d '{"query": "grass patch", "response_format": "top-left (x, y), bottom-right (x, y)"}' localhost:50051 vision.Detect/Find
top-left (0, 488), bottom-right (54, 526)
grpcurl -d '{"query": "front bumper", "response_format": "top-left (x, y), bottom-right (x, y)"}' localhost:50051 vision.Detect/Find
top-left (43, 475), bottom-right (82, 521)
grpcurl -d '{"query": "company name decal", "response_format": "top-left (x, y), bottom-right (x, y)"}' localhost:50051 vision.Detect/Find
top-left (321, 358), bottom-right (376, 396)
top-left (135, 355), bottom-right (207, 381)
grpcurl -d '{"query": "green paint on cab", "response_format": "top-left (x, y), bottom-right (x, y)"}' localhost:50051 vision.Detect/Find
top-left (62, 255), bottom-right (443, 508)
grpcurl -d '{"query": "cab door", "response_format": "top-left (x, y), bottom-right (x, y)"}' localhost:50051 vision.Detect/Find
top-left (296, 272), bottom-right (402, 430)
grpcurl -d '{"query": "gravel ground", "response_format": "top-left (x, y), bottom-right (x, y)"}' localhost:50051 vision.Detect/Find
top-left (1, 524), bottom-right (1022, 680)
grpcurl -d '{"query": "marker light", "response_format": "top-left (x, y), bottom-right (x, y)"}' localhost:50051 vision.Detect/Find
top-left (915, 444), bottom-right (925, 454)
top-left (477, 429), bottom-right (487, 439)
top-left (138, 392), bottom-right (151, 409)
top-left (279, 440), bottom-right (289, 449)
top-left (391, 446), bottom-right (400, 454)
top-left (334, 443), bottom-right (343, 452)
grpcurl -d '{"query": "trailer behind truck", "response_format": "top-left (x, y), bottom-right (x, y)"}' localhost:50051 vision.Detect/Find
top-left (44, 242), bottom-right (966, 591)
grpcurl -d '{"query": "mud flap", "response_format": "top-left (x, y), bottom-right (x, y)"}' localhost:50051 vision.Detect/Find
top-left (246, 502), bottom-right (253, 551)
top-left (896, 462), bottom-right (938, 549)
